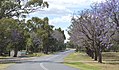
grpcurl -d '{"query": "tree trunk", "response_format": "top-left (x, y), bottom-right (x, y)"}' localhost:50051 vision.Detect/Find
top-left (92, 35), bottom-right (97, 61)
top-left (45, 46), bottom-right (48, 54)
top-left (98, 46), bottom-right (102, 63)
top-left (0, 49), bottom-right (2, 56)
top-left (13, 47), bottom-right (18, 57)
top-left (43, 46), bottom-right (48, 54)
top-left (0, 48), bottom-right (4, 56)
top-left (98, 51), bottom-right (102, 63)
top-left (8, 50), bottom-right (10, 56)
top-left (94, 49), bottom-right (98, 61)
top-left (90, 49), bottom-right (94, 59)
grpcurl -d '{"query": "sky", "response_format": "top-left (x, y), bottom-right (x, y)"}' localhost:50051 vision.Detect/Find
top-left (28, 0), bottom-right (104, 42)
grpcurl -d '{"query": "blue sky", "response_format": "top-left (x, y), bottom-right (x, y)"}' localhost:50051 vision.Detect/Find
top-left (28, 0), bottom-right (104, 42)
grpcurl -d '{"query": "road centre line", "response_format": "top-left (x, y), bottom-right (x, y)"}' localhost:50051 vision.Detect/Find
top-left (40, 55), bottom-right (59, 70)
top-left (40, 63), bottom-right (49, 70)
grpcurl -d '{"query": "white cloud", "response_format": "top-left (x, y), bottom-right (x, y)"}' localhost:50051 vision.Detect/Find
top-left (44, 0), bottom-right (105, 8)
top-left (49, 15), bottom-right (72, 41)
top-left (34, 0), bottom-right (105, 17)
top-left (40, 8), bottom-right (72, 15)
top-left (49, 15), bottom-right (71, 25)
top-left (29, 0), bottom-right (105, 17)
top-left (45, 0), bottom-right (105, 41)
top-left (29, 0), bottom-right (105, 42)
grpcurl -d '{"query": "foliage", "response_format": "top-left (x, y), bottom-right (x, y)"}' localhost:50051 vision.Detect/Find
top-left (68, 0), bottom-right (119, 63)
top-left (0, 0), bottom-right (67, 57)
top-left (0, 0), bottom-right (49, 19)
top-left (0, 17), bottom-right (66, 56)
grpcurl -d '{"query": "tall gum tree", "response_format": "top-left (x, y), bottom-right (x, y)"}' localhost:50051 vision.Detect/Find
top-left (0, 0), bottom-right (49, 57)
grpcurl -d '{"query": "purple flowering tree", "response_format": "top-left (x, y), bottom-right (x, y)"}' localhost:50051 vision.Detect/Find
top-left (69, 0), bottom-right (118, 63)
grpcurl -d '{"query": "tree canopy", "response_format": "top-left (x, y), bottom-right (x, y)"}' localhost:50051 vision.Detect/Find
top-left (69, 0), bottom-right (119, 63)
top-left (0, 0), bottom-right (66, 57)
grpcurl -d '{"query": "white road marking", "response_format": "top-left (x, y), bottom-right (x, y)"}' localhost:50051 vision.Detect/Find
top-left (40, 55), bottom-right (59, 70)
top-left (40, 63), bottom-right (49, 70)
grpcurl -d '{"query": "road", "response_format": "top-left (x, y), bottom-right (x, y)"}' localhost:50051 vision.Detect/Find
top-left (5, 50), bottom-right (78, 70)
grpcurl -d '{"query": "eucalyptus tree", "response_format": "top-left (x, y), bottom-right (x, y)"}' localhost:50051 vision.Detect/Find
top-left (0, 0), bottom-right (48, 19)
top-left (0, 0), bottom-right (49, 57)
top-left (25, 17), bottom-right (54, 54)
top-left (41, 17), bottom-right (54, 54)
top-left (0, 18), bottom-right (25, 57)
top-left (0, 18), bottom-right (11, 55)
top-left (52, 28), bottom-right (66, 51)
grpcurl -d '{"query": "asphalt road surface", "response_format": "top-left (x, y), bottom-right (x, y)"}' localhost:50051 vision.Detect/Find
top-left (5, 50), bottom-right (78, 70)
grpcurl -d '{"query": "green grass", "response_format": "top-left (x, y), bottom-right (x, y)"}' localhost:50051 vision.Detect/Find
top-left (0, 56), bottom-right (10, 59)
top-left (27, 53), bottom-right (47, 57)
top-left (64, 52), bottom-right (119, 70)
top-left (65, 52), bottom-right (92, 61)
top-left (65, 62), bottom-right (100, 70)
top-left (64, 52), bottom-right (100, 70)
top-left (0, 64), bottom-right (13, 70)
top-left (102, 52), bottom-right (119, 63)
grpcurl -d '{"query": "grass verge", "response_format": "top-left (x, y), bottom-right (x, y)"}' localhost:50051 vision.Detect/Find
top-left (0, 64), bottom-right (13, 70)
top-left (0, 53), bottom-right (46, 70)
top-left (64, 52), bottom-right (119, 70)
top-left (28, 53), bottom-right (47, 57)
